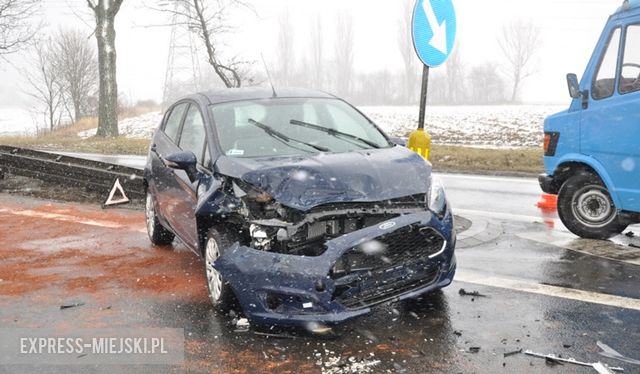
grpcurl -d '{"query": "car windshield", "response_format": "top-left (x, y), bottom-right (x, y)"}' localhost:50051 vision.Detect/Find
top-left (209, 98), bottom-right (391, 158)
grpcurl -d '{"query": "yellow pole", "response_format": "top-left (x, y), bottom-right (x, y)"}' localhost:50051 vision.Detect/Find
top-left (408, 64), bottom-right (432, 160)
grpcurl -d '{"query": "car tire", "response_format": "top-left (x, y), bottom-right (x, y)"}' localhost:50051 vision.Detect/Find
top-left (145, 192), bottom-right (175, 246)
top-left (557, 173), bottom-right (627, 239)
top-left (204, 227), bottom-right (237, 311)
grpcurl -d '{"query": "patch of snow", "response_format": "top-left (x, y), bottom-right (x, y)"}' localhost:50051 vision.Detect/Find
top-left (360, 105), bottom-right (565, 148)
top-left (79, 111), bottom-right (163, 139)
top-left (0, 108), bottom-right (37, 136)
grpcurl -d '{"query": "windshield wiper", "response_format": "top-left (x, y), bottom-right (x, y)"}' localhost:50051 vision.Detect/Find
top-left (248, 119), bottom-right (330, 152)
top-left (289, 119), bottom-right (381, 149)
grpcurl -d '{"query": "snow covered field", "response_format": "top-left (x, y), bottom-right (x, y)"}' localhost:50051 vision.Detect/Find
top-left (0, 108), bottom-right (37, 136)
top-left (360, 105), bottom-right (564, 148)
top-left (2, 105), bottom-right (565, 148)
top-left (77, 111), bottom-right (163, 139)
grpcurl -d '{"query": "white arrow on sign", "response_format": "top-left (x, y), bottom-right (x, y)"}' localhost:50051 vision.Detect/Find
top-left (422, 0), bottom-right (448, 55)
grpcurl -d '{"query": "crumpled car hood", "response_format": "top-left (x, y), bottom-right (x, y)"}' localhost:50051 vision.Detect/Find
top-left (215, 146), bottom-right (432, 211)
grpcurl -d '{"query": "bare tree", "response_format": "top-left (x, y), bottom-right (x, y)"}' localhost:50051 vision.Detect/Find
top-left (86, 0), bottom-right (124, 137)
top-left (24, 38), bottom-right (64, 132)
top-left (445, 46), bottom-right (465, 104)
top-left (397, 0), bottom-right (418, 104)
top-left (275, 10), bottom-right (294, 86)
top-left (154, 0), bottom-right (252, 89)
top-left (53, 28), bottom-right (98, 123)
top-left (334, 13), bottom-right (354, 98)
top-left (0, 0), bottom-right (39, 56)
top-left (468, 63), bottom-right (507, 105)
top-left (498, 19), bottom-right (542, 102)
top-left (310, 15), bottom-right (324, 89)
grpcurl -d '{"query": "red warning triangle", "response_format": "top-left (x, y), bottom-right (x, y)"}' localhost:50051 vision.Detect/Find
top-left (103, 178), bottom-right (130, 207)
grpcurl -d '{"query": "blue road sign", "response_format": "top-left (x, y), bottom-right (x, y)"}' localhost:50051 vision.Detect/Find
top-left (412, 0), bottom-right (457, 67)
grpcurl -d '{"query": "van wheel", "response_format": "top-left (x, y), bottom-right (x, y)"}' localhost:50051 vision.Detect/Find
top-left (204, 227), bottom-right (238, 311)
top-left (557, 173), bottom-right (627, 239)
top-left (145, 193), bottom-right (175, 245)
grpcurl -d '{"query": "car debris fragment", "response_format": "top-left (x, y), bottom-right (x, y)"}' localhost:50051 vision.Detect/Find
top-left (458, 289), bottom-right (488, 297)
top-left (234, 317), bottom-right (250, 332)
top-left (597, 341), bottom-right (640, 366)
top-left (504, 348), bottom-right (522, 357)
top-left (525, 350), bottom-right (624, 372)
top-left (59, 302), bottom-right (85, 310)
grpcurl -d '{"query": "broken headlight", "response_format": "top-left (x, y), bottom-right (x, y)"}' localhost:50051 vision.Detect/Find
top-left (428, 176), bottom-right (448, 219)
top-left (233, 181), bottom-right (273, 203)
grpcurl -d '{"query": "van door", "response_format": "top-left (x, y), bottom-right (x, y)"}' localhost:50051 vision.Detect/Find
top-left (581, 24), bottom-right (640, 212)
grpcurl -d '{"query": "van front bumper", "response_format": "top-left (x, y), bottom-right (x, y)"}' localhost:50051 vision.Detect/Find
top-left (538, 173), bottom-right (559, 195)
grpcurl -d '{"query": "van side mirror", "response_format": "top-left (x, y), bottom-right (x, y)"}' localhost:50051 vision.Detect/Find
top-left (164, 150), bottom-right (198, 182)
top-left (567, 73), bottom-right (581, 99)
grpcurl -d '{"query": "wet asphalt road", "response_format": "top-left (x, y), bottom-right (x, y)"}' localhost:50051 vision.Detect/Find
top-left (0, 170), bottom-right (639, 373)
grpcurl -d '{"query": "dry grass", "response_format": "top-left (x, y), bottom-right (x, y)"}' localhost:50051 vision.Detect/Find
top-left (0, 117), bottom-right (149, 155)
top-left (431, 145), bottom-right (543, 175)
top-left (0, 104), bottom-right (161, 156)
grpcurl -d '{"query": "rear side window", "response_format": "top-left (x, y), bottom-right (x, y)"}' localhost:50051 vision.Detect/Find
top-left (619, 24), bottom-right (640, 94)
top-left (163, 103), bottom-right (188, 142)
top-left (592, 28), bottom-right (621, 100)
top-left (179, 105), bottom-right (206, 164)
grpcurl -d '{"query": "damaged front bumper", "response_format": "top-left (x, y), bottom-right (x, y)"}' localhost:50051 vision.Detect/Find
top-left (214, 209), bottom-right (456, 326)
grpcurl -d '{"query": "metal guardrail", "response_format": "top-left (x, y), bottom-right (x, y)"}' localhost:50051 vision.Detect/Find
top-left (0, 145), bottom-right (145, 199)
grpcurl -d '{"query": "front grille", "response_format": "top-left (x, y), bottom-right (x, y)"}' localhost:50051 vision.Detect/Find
top-left (331, 225), bottom-right (446, 277)
top-left (333, 268), bottom-right (440, 309)
top-left (330, 225), bottom-right (446, 309)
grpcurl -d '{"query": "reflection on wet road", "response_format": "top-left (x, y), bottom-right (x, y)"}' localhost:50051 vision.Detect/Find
top-left (0, 171), bottom-right (639, 373)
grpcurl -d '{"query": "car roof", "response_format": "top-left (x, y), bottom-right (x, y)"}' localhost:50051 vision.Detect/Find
top-left (189, 87), bottom-right (337, 105)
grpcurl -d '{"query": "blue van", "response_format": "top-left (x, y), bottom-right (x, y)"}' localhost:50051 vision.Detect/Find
top-left (540, 0), bottom-right (640, 239)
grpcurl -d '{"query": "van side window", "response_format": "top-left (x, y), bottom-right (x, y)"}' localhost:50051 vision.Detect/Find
top-left (179, 105), bottom-right (207, 165)
top-left (163, 103), bottom-right (188, 143)
top-left (592, 28), bottom-right (621, 100)
top-left (619, 25), bottom-right (640, 95)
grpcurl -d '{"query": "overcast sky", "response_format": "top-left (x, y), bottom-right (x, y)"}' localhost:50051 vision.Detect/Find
top-left (0, 0), bottom-right (623, 108)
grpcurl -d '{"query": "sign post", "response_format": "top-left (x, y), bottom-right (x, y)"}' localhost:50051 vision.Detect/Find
top-left (408, 0), bottom-right (457, 160)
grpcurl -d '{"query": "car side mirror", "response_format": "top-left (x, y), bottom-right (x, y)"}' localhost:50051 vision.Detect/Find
top-left (567, 73), bottom-right (581, 99)
top-left (164, 150), bottom-right (198, 182)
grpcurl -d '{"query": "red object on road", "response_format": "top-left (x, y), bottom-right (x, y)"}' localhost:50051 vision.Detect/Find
top-left (536, 193), bottom-right (558, 211)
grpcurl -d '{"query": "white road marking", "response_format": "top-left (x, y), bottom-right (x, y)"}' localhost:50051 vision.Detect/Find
top-left (0, 208), bottom-right (146, 233)
top-left (456, 208), bottom-right (566, 229)
top-left (456, 270), bottom-right (640, 311)
top-left (436, 173), bottom-right (536, 184)
top-left (519, 231), bottom-right (640, 266)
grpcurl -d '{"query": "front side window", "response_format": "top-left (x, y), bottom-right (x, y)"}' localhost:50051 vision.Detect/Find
top-left (210, 98), bottom-right (390, 158)
top-left (179, 105), bottom-right (206, 164)
top-left (620, 24), bottom-right (640, 94)
top-left (163, 103), bottom-right (188, 142)
top-left (592, 28), bottom-right (621, 100)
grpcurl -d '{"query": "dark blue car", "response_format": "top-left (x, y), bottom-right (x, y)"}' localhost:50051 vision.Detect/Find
top-left (143, 88), bottom-right (456, 326)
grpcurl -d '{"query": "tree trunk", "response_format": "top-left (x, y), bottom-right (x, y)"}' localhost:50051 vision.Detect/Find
top-left (510, 71), bottom-right (521, 103)
top-left (510, 80), bottom-right (519, 103)
top-left (94, 12), bottom-right (119, 137)
top-left (73, 98), bottom-right (82, 123)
